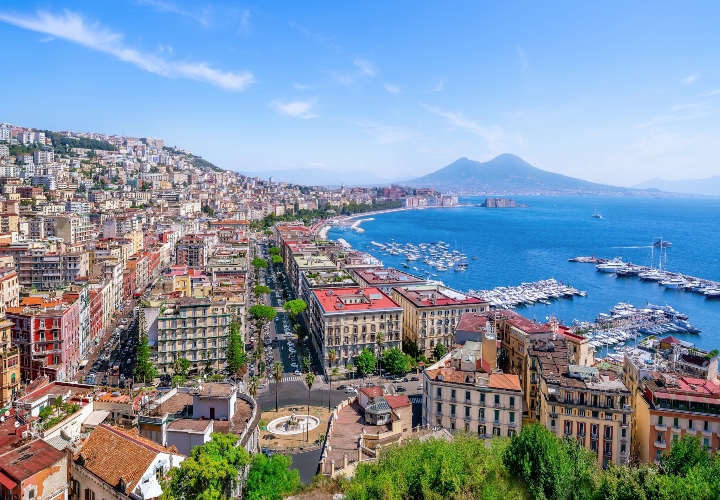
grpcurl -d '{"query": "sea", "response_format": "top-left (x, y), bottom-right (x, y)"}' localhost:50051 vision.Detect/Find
top-left (328, 196), bottom-right (720, 352)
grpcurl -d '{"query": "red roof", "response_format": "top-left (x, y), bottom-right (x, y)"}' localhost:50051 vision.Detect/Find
top-left (359, 386), bottom-right (384, 398)
top-left (384, 395), bottom-right (411, 409)
top-left (313, 287), bottom-right (402, 314)
top-left (659, 335), bottom-right (682, 345)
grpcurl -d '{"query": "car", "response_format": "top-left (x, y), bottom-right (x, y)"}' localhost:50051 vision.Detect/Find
top-left (294, 370), bottom-right (301, 376)
top-left (394, 377), bottom-right (404, 383)
top-left (259, 383), bottom-right (267, 389)
top-left (345, 387), bottom-right (358, 394)
top-left (403, 378), bottom-right (409, 383)
top-left (396, 386), bottom-right (407, 392)
top-left (410, 376), bottom-right (419, 381)
top-left (417, 384), bottom-right (423, 390)
top-left (291, 362), bottom-right (298, 368)
top-left (337, 385), bottom-right (347, 390)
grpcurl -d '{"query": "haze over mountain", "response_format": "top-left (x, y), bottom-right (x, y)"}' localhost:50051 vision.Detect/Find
top-left (406, 154), bottom-right (640, 195)
top-left (632, 176), bottom-right (720, 197)
top-left (239, 168), bottom-right (404, 187)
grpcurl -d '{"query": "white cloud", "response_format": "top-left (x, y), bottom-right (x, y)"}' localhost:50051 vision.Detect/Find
top-left (238, 9), bottom-right (251, 35)
top-left (353, 59), bottom-right (377, 77)
top-left (682, 72), bottom-right (700, 84)
top-left (269, 99), bottom-right (317, 118)
top-left (432, 79), bottom-right (446, 92)
top-left (383, 83), bottom-right (400, 94)
top-left (422, 104), bottom-right (505, 150)
top-left (0, 9), bottom-right (254, 90)
top-left (293, 83), bottom-right (310, 90)
top-left (671, 101), bottom-right (710, 111)
top-left (517, 45), bottom-right (529, 70)
top-left (703, 88), bottom-right (720, 96)
top-left (137, 0), bottom-right (211, 27)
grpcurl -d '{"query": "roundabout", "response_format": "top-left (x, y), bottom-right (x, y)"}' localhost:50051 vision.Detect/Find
top-left (267, 411), bottom-right (320, 436)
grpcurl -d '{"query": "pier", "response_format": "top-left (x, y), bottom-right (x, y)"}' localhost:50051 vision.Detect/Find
top-left (570, 257), bottom-right (720, 299)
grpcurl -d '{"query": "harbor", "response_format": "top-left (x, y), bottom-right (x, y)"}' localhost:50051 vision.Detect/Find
top-left (367, 240), bottom-right (471, 274)
top-left (570, 255), bottom-right (720, 300)
top-left (467, 278), bottom-right (586, 308)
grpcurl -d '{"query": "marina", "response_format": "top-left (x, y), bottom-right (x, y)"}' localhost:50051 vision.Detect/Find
top-left (368, 240), bottom-right (470, 274)
top-left (467, 278), bottom-right (586, 308)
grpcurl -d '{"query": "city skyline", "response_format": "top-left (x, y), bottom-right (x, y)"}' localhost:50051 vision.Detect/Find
top-left (1, 1), bottom-right (719, 185)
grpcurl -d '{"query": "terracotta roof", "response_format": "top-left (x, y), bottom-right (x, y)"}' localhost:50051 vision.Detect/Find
top-left (167, 419), bottom-right (213, 433)
top-left (75, 425), bottom-right (182, 493)
top-left (313, 287), bottom-right (402, 314)
top-left (659, 335), bottom-right (682, 345)
top-left (384, 395), bottom-right (411, 409)
top-left (456, 312), bottom-right (491, 332)
top-left (488, 373), bottom-right (522, 392)
top-left (359, 386), bottom-right (384, 398)
top-left (0, 439), bottom-right (65, 482)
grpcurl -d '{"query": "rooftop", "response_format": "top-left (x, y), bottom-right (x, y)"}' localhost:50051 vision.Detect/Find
top-left (302, 269), bottom-right (356, 287)
top-left (313, 287), bottom-right (403, 314)
top-left (0, 439), bottom-right (65, 482)
top-left (393, 284), bottom-right (486, 308)
top-left (354, 267), bottom-right (426, 286)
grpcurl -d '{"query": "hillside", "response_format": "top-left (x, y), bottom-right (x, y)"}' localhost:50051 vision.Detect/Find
top-left (633, 176), bottom-right (720, 196)
top-left (407, 154), bottom-right (637, 194)
top-left (239, 168), bottom-right (397, 187)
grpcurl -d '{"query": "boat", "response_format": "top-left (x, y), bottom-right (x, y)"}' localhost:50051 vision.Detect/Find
top-left (653, 239), bottom-right (672, 248)
top-left (660, 277), bottom-right (687, 289)
top-left (596, 259), bottom-right (625, 273)
top-left (472, 256), bottom-right (478, 260)
top-left (591, 204), bottom-right (602, 219)
top-left (401, 263), bottom-right (409, 269)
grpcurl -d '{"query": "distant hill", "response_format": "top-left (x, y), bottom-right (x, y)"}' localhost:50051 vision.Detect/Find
top-left (239, 168), bottom-right (399, 187)
top-left (407, 154), bottom-right (637, 194)
top-left (633, 176), bottom-right (720, 197)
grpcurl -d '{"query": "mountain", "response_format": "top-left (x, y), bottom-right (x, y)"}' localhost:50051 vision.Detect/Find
top-left (239, 168), bottom-right (402, 187)
top-left (632, 176), bottom-right (720, 197)
top-left (406, 154), bottom-right (637, 194)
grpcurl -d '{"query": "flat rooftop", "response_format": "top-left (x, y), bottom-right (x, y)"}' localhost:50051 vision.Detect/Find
top-left (313, 287), bottom-right (402, 314)
top-left (355, 267), bottom-right (426, 286)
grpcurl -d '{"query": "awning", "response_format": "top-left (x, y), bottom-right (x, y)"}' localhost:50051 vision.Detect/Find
top-left (654, 392), bottom-right (717, 405)
top-left (0, 471), bottom-right (17, 490)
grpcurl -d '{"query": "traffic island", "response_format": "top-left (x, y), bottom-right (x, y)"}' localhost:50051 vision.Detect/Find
top-left (260, 405), bottom-right (331, 451)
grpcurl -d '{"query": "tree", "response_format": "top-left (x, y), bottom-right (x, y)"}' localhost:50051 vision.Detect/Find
top-left (172, 357), bottom-right (190, 377)
top-left (268, 246), bottom-right (281, 255)
top-left (356, 348), bottom-right (376, 376)
top-left (251, 257), bottom-right (268, 279)
top-left (293, 323), bottom-right (306, 345)
top-left (164, 432), bottom-right (250, 500)
top-left (283, 299), bottom-right (307, 319)
top-left (433, 343), bottom-right (447, 360)
top-left (248, 376), bottom-right (259, 400)
top-left (659, 434), bottom-right (710, 477)
top-left (225, 320), bottom-right (248, 380)
top-left (382, 348), bottom-right (411, 375)
top-left (134, 310), bottom-right (157, 384)
top-left (327, 349), bottom-right (337, 409)
top-left (249, 305), bottom-right (277, 331)
top-left (272, 362), bottom-right (283, 412)
top-left (375, 332), bottom-right (385, 378)
top-left (254, 285), bottom-right (271, 297)
top-left (346, 363), bottom-right (354, 380)
top-left (402, 339), bottom-right (421, 360)
top-left (304, 372), bottom-right (315, 442)
top-left (244, 453), bottom-right (300, 500)
top-left (271, 254), bottom-right (283, 265)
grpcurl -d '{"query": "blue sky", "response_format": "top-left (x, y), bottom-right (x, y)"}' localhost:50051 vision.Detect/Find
top-left (0, 1), bottom-right (719, 185)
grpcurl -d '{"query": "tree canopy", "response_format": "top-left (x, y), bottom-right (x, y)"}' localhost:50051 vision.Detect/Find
top-left (271, 254), bottom-right (283, 265)
top-left (226, 319), bottom-right (248, 378)
top-left (381, 348), bottom-right (411, 375)
top-left (244, 453), bottom-right (301, 500)
top-left (433, 343), bottom-right (447, 359)
top-left (249, 305), bottom-right (277, 324)
top-left (254, 285), bottom-right (271, 297)
top-left (164, 432), bottom-right (250, 500)
top-left (251, 257), bottom-right (268, 269)
top-left (283, 299), bottom-right (307, 318)
top-left (356, 348), bottom-right (376, 376)
top-left (134, 310), bottom-right (157, 384)
top-left (268, 246), bottom-right (281, 255)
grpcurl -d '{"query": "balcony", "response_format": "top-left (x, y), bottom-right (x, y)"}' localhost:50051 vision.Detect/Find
top-left (464, 415), bottom-right (472, 421)
top-left (604, 414), bottom-right (613, 420)
top-left (450, 396), bottom-right (456, 403)
top-left (549, 412), bottom-right (558, 418)
top-left (435, 410), bottom-right (442, 416)
top-left (564, 429), bottom-right (573, 436)
top-left (578, 431), bottom-right (586, 438)
top-left (621, 421), bottom-right (630, 428)
top-left (493, 420), bottom-right (501, 426)
top-left (654, 440), bottom-right (667, 449)
top-left (591, 433), bottom-right (599, 440)
top-left (478, 417), bottom-right (485, 423)
top-left (701, 428), bottom-right (713, 437)
top-left (685, 428), bottom-right (697, 436)
top-left (604, 450), bottom-right (613, 458)
top-left (654, 423), bottom-right (667, 431)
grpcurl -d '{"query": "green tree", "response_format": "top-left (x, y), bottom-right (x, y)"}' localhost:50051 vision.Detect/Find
top-left (304, 372), bottom-right (315, 442)
top-left (283, 299), bottom-right (307, 319)
top-left (375, 332), bottom-right (385, 378)
top-left (659, 434), bottom-right (710, 477)
top-left (433, 343), bottom-right (447, 360)
top-left (271, 254), bottom-right (283, 265)
top-left (164, 432), bottom-right (250, 500)
top-left (254, 285), bottom-right (271, 297)
top-left (134, 309), bottom-right (158, 384)
top-left (172, 357), bottom-right (190, 377)
top-left (272, 362), bottom-right (283, 412)
top-left (225, 320), bottom-right (248, 380)
top-left (244, 453), bottom-right (300, 500)
top-left (402, 339), bottom-right (421, 360)
top-left (251, 257), bottom-right (268, 279)
top-left (268, 246), bottom-right (281, 255)
top-left (248, 375), bottom-right (259, 400)
top-left (249, 305), bottom-right (277, 330)
top-left (356, 348), bottom-right (376, 376)
top-left (381, 348), bottom-right (411, 375)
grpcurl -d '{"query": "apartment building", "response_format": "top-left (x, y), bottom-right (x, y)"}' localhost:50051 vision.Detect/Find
top-left (391, 284), bottom-right (488, 357)
top-left (634, 371), bottom-right (720, 464)
top-left (176, 233), bottom-right (218, 268)
top-left (298, 269), bottom-right (356, 306)
top-left (47, 215), bottom-right (94, 244)
top-left (0, 316), bottom-right (20, 405)
top-left (308, 287), bottom-right (403, 371)
top-left (7, 297), bottom-right (81, 382)
top-left (17, 248), bottom-right (89, 290)
top-left (155, 297), bottom-right (232, 372)
top-left (532, 338), bottom-right (633, 468)
top-left (0, 267), bottom-right (19, 314)
top-left (423, 342), bottom-right (523, 437)
top-left (354, 267), bottom-right (426, 296)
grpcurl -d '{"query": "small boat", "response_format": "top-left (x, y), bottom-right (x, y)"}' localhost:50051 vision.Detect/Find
top-left (653, 239), bottom-right (672, 248)
top-left (472, 256), bottom-right (479, 260)
top-left (592, 204), bottom-right (602, 219)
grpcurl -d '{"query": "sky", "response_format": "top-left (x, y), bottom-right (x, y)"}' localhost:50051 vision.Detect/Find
top-left (1, 1), bottom-right (719, 186)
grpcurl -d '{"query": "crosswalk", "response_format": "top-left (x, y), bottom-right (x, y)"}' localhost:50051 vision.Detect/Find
top-left (269, 375), bottom-right (302, 383)
top-left (409, 396), bottom-right (422, 404)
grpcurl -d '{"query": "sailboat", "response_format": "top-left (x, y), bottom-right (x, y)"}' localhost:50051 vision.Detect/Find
top-left (591, 204), bottom-right (602, 219)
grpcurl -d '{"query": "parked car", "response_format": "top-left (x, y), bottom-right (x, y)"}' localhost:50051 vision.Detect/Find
top-left (345, 387), bottom-right (358, 394)
top-left (396, 386), bottom-right (407, 392)
top-left (410, 376), bottom-right (419, 381)
top-left (337, 385), bottom-right (347, 390)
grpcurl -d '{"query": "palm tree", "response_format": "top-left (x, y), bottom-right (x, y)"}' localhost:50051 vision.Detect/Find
top-left (304, 372), bottom-right (315, 442)
top-left (327, 349), bottom-right (337, 410)
top-left (272, 362), bottom-right (283, 412)
top-left (248, 375), bottom-right (259, 399)
top-left (375, 332), bottom-right (385, 380)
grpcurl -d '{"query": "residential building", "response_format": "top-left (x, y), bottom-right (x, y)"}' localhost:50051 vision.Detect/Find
top-left (354, 267), bottom-right (426, 296)
top-left (0, 267), bottom-right (19, 314)
top-left (423, 342), bottom-right (523, 437)
top-left (0, 439), bottom-right (68, 500)
top-left (17, 248), bottom-right (89, 290)
top-left (532, 338), bottom-right (633, 468)
top-left (298, 269), bottom-right (356, 305)
top-left (0, 316), bottom-right (19, 405)
top-left (308, 287), bottom-right (403, 371)
top-left (391, 283), bottom-right (488, 357)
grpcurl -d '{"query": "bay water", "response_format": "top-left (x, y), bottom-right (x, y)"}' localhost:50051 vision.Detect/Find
top-left (329, 196), bottom-right (720, 351)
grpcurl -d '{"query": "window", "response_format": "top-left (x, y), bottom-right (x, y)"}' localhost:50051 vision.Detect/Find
top-left (465, 406), bottom-right (470, 417)
top-left (465, 390), bottom-right (471, 401)
top-left (704, 421), bottom-right (709, 431)
top-left (621, 428), bottom-right (626, 438)
top-left (479, 408), bottom-right (485, 419)
top-left (604, 426), bottom-right (612, 439)
top-left (451, 389), bottom-right (456, 400)
top-left (479, 425), bottom-right (486, 436)
top-left (510, 412), bottom-right (515, 424)
top-left (509, 396), bottom-right (515, 408)
top-left (494, 409), bottom-right (500, 423)
top-left (493, 427), bottom-right (500, 436)
top-left (565, 407), bottom-right (572, 415)
top-left (673, 417), bottom-right (679, 428)
top-left (688, 419), bottom-right (694, 430)
top-left (494, 394), bottom-right (500, 406)
top-left (565, 420), bottom-right (572, 435)
top-left (480, 393), bottom-right (486, 404)
top-left (579, 409), bottom-right (586, 417)
top-left (436, 402), bottom-right (442, 414)
top-left (437, 387), bottom-right (442, 398)
top-left (450, 404), bottom-right (456, 417)
top-left (551, 419), bottom-right (556, 428)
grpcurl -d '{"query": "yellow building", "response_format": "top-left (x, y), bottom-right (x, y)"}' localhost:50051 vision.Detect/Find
top-left (0, 317), bottom-right (19, 405)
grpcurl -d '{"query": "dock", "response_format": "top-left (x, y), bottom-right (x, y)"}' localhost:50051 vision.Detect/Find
top-left (467, 278), bottom-right (586, 308)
